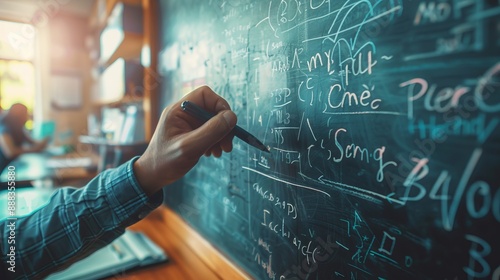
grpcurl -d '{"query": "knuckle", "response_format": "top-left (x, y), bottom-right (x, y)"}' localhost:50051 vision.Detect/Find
top-left (198, 85), bottom-right (211, 93)
top-left (214, 116), bottom-right (230, 131)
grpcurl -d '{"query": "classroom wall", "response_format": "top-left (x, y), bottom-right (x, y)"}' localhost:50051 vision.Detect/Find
top-left (0, 1), bottom-right (93, 147)
top-left (46, 12), bottom-right (92, 147)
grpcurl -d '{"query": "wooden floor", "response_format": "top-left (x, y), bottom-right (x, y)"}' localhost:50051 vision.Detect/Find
top-left (108, 205), bottom-right (251, 280)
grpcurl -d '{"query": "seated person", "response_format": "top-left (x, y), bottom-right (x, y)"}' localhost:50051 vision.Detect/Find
top-left (0, 103), bottom-right (49, 172)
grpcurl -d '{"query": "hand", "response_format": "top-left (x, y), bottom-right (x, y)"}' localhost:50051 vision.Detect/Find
top-left (33, 137), bottom-right (50, 152)
top-left (133, 86), bottom-right (237, 196)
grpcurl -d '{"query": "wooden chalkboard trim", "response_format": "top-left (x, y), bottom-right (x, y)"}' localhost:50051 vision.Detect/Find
top-left (162, 206), bottom-right (252, 280)
top-left (142, 0), bottom-right (160, 141)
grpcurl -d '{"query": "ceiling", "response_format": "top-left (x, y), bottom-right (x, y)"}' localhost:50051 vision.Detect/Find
top-left (0, 0), bottom-right (96, 19)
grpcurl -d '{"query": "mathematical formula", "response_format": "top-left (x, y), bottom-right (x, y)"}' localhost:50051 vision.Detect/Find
top-left (161, 0), bottom-right (500, 279)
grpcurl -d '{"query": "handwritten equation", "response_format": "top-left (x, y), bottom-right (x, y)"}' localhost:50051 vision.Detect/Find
top-left (160, 0), bottom-right (500, 279)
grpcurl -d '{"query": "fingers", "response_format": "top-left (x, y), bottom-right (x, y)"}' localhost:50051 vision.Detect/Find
top-left (177, 85), bottom-right (236, 157)
top-left (211, 145), bottom-right (223, 158)
top-left (180, 86), bottom-right (231, 114)
top-left (219, 133), bottom-right (234, 152)
top-left (135, 86), bottom-right (237, 192)
top-left (185, 109), bottom-right (237, 157)
top-left (205, 133), bottom-right (234, 157)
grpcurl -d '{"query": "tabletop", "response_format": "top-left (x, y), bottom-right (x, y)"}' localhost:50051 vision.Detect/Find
top-left (111, 205), bottom-right (250, 280)
top-left (0, 152), bottom-right (97, 187)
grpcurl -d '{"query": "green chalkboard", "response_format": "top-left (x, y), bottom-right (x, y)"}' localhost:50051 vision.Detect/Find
top-left (159, 1), bottom-right (500, 279)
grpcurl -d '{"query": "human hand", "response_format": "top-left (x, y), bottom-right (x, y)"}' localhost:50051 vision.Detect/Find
top-left (133, 86), bottom-right (237, 196)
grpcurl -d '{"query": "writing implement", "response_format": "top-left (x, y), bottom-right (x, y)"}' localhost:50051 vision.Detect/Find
top-left (181, 101), bottom-right (270, 153)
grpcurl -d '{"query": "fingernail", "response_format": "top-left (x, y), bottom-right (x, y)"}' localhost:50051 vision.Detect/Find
top-left (222, 111), bottom-right (236, 128)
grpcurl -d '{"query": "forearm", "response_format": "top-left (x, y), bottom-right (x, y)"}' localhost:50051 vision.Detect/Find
top-left (0, 141), bottom-right (35, 159)
top-left (0, 157), bottom-right (163, 279)
top-left (19, 145), bottom-right (39, 154)
top-left (0, 134), bottom-right (41, 159)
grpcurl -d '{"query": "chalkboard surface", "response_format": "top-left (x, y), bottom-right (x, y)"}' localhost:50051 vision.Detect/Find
top-left (158, 1), bottom-right (500, 279)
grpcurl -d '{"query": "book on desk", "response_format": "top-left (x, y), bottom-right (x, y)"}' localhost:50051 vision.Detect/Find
top-left (46, 230), bottom-right (167, 280)
top-left (0, 188), bottom-right (168, 280)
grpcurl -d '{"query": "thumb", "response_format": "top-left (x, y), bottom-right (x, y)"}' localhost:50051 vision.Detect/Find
top-left (187, 110), bottom-right (237, 155)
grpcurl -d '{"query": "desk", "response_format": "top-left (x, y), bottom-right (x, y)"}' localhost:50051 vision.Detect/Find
top-left (79, 136), bottom-right (148, 172)
top-left (0, 152), bottom-right (98, 188)
top-left (0, 153), bottom-right (52, 185)
top-left (116, 206), bottom-right (251, 280)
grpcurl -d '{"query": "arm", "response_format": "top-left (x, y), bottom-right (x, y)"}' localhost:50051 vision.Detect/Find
top-left (0, 86), bottom-right (237, 279)
top-left (20, 130), bottom-right (50, 151)
top-left (21, 129), bottom-right (36, 145)
top-left (0, 158), bottom-right (163, 279)
top-left (0, 133), bottom-right (48, 159)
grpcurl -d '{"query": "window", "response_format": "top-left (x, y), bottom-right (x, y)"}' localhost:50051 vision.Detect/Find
top-left (0, 20), bottom-right (36, 129)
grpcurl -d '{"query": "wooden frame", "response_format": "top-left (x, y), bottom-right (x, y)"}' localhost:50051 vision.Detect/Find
top-left (141, 0), bottom-right (160, 141)
top-left (128, 206), bottom-right (252, 279)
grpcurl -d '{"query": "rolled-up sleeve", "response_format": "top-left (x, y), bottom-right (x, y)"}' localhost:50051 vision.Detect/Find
top-left (0, 157), bottom-right (163, 280)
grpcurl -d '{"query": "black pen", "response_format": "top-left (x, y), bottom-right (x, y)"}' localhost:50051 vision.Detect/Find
top-left (181, 101), bottom-right (270, 153)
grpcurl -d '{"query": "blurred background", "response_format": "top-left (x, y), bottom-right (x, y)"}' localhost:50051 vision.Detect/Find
top-left (0, 0), bottom-right (158, 187)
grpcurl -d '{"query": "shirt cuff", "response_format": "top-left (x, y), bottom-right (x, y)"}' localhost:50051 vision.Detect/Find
top-left (105, 156), bottom-right (163, 227)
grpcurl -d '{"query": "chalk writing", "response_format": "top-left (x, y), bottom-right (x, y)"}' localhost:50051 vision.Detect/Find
top-left (161, 0), bottom-right (500, 279)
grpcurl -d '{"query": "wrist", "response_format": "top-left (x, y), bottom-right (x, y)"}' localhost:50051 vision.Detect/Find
top-left (133, 156), bottom-right (161, 196)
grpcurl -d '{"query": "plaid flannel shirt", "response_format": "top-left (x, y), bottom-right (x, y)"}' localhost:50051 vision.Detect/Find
top-left (0, 157), bottom-right (163, 279)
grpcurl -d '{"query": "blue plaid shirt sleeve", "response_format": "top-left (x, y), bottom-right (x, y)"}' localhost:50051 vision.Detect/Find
top-left (0, 157), bottom-right (164, 280)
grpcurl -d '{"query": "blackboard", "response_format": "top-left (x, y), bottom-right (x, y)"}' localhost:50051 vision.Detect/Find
top-left (158, 1), bottom-right (500, 279)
